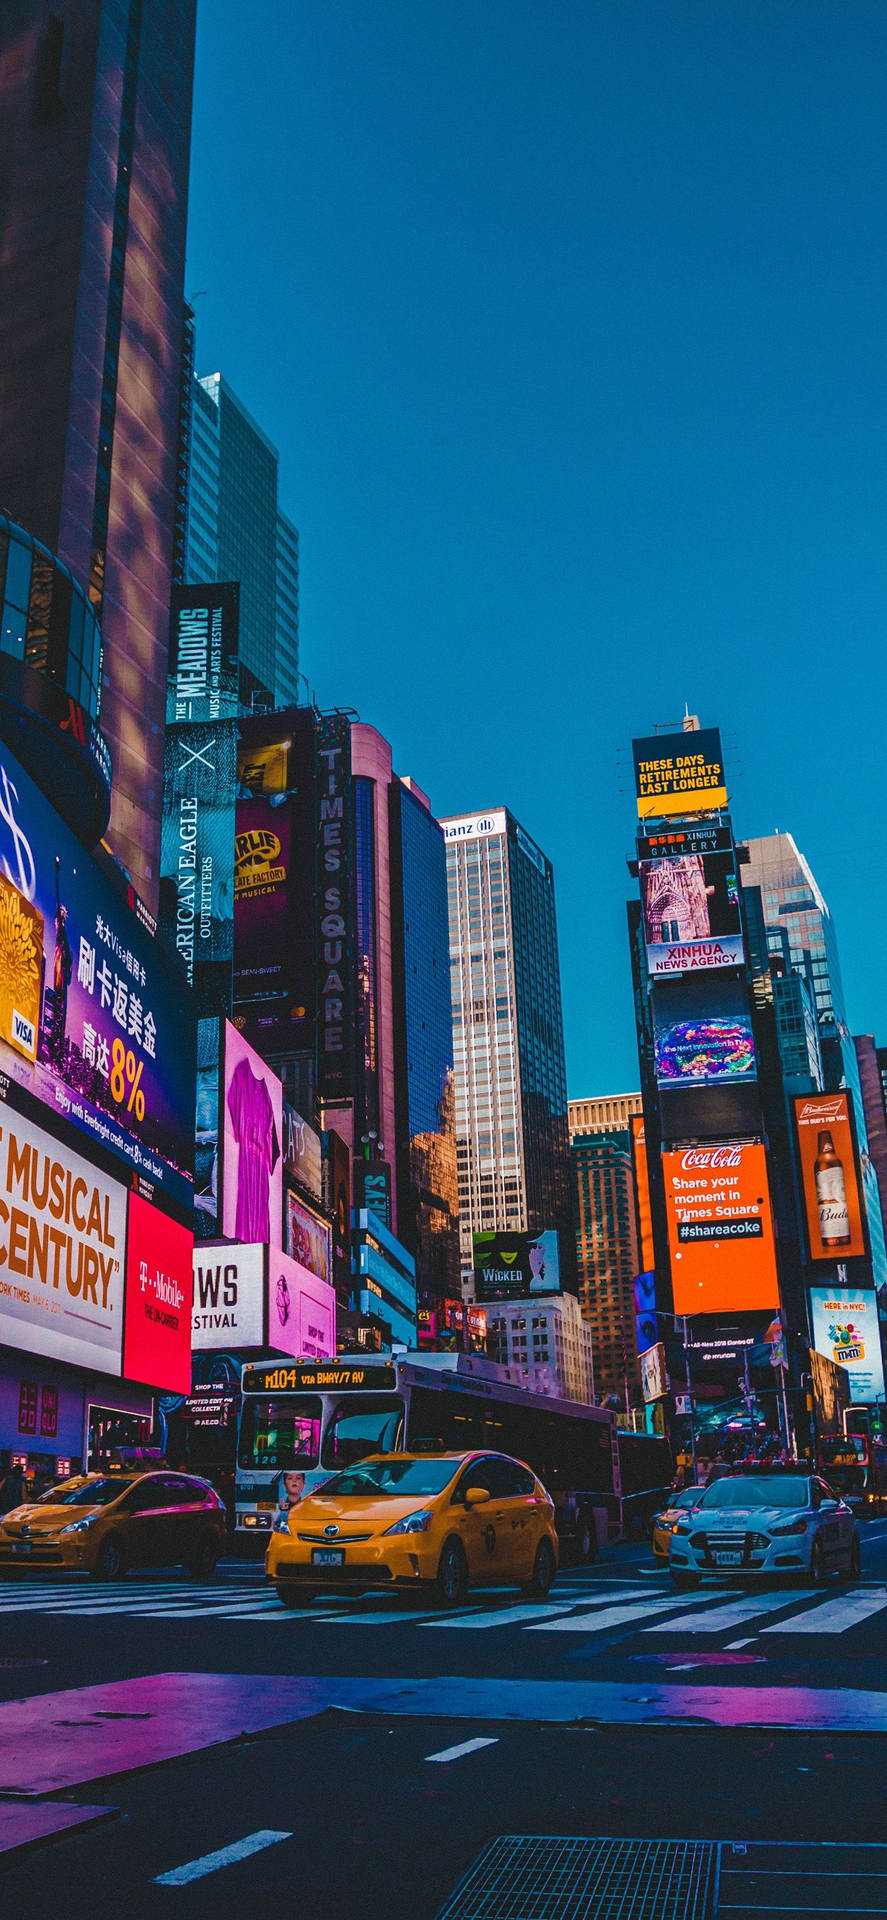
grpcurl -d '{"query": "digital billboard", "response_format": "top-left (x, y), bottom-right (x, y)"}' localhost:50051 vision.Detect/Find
top-left (159, 718), bottom-right (238, 1019)
top-left (653, 975), bottom-right (756, 1090)
top-left (315, 714), bottom-right (354, 1101)
top-left (630, 1117), bottom-right (655, 1272)
top-left (793, 1092), bottom-right (866, 1262)
top-left (192, 1242), bottom-right (265, 1349)
top-left (327, 1125), bottom-right (352, 1296)
top-left (167, 582), bottom-right (240, 725)
top-left (639, 1342), bottom-right (669, 1402)
top-left (0, 1106), bottom-right (126, 1373)
top-left (809, 1287), bottom-right (885, 1404)
top-left (234, 710), bottom-right (315, 1055)
top-left (0, 740), bottom-right (194, 1206)
top-left (473, 1229), bottom-right (561, 1302)
top-left (663, 1142), bottom-right (779, 1314)
top-left (268, 1249), bottom-right (336, 1361)
top-left (633, 1271), bottom-right (657, 1355)
top-left (640, 836), bottom-right (743, 977)
top-left (285, 1188), bottom-right (333, 1286)
top-left (122, 1192), bottom-right (192, 1393)
top-left (221, 1024), bottom-right (282, 1249)
top-left (283, 1103), bottom-right (323, 1201)
top-left (633, 728), bottom-right (727, 821)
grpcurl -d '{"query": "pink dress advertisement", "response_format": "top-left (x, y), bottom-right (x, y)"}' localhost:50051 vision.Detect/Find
top-left (222, 1022), bottom-right (282, 1247)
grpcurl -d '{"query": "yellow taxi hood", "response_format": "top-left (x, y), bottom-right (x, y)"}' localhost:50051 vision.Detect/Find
top-left (295, 1491), bottom-right (440, 1530)
top-left (2, 1500), bottom-right (103, 1530)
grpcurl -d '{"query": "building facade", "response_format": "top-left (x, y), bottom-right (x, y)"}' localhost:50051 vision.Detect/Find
top-left (485, 1294), bottom-right (595, 1403)
top-left (0, 0), bottom-right (198, 907)
top-left (568, 1092), bottom-right (643, 1140)
top-left (443, 809), bottom-right (571, 1292)
top-left (571, 1130), bottom-right (641, 1406)
top-left (185, 373), bottom-right (300, 711)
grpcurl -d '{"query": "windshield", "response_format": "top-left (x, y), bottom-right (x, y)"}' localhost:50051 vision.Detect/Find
top-left (238, 1396), bottom-right (321, 1472)
top-left (36, 1478), bottom-right (134, 1507)
top-left (320, 1396), bottom-right (404, 1471)
top-left (668, 1487), bottom-right (703, 1511)
top-left (700, 1476), bottom-right (808, 1510)
top-left (318, 1458), bottom-right (460, 1499)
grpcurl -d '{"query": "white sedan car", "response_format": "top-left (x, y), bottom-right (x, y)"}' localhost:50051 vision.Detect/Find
top-left (669, 1472), bottom-right (860, 1588)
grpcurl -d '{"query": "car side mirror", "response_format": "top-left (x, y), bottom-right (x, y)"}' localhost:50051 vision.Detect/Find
top-left (465, 1486), bottom-right (491, 1508)
top-left (819, 1498), bottom-right (838, 1511)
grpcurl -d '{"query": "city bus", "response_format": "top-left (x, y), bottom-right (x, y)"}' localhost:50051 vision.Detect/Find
top-left (235, 1351), bottom-right (621, 1561)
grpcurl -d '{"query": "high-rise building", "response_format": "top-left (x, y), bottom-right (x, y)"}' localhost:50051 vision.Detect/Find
top-left (485, 1294), bottom-right (595, 1402)
top-left (854, 1035), bottom-right (887, 1257)
top-left (568, 1092), bottom-right (643, 1141)
top-left (0, 0), bottom-right (198, 907)
top-left (570, 1128), bottom-right (641, 1405)
top-left (442, 808), bottom-right (571, 1291)
top-left (185, 373), bottom-right (300, 711)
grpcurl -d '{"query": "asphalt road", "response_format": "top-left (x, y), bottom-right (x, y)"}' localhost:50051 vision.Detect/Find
top-left (1, 1521), bottom-right (886, 1919)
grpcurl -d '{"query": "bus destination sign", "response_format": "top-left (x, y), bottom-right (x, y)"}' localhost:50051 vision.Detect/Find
top-left (241, 1362), bottom-right (398, 1394)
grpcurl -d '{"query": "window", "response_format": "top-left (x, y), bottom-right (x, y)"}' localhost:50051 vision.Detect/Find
top-left (40, 1387), bottom-right (58, 1439)
top-left (484, 1457), bottom-right (535, 1498)
top-left (18, 1381), bottom-right (38, 1435)
top-left (452, 1457), bottom-right (497, 1503)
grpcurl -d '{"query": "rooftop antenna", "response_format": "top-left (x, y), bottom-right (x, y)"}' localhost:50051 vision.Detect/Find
top-left (682, 704), bottom-right (700, 733)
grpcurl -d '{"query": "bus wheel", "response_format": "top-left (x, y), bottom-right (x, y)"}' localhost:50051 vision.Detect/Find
top-left (434, 1538), bottom-right (468, 1608)
top-left (571, 1512), bottom-right (597, 1565)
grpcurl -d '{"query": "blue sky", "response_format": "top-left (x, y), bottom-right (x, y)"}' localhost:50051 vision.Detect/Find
top-left (185, 1), bottom-right (887, 1096)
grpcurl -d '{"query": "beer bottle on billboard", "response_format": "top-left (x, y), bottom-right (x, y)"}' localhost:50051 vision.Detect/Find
top-left (814, 1130), bottom-right (851, 1248)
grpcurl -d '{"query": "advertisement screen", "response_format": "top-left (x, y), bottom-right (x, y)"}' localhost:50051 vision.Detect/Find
top-left (167, 582), bottom-right (240, 725)
top-left (793, 1093), bottom-right (866, 1262)
top-left (328, 1126), bottom-right (351, 1292)
top-left (0, 740), bottom-right (195, 1206)
top-left (630, 1117), bottom-right (655, 1272)
top-left (159, 718), bottom-right (238, 1018)
top-left (192, 1242), bottom-right (265, 1349)
top-left (810, 1287), bottom-right (885, 1404)
top-left (653, 975), bottom-right (756, 1089)
top-left (221, 1024), bottom-right (282, 1249)
top-left (633, 1271), bottom-right (657, 1355)
top-left (473, 1229), bottom-right (561, 1302)
top-left (0, 1106), bottom-right (126, 1372)
top-left (234, 710), bottom-right (315, 1055)
top-left (633, 728), bottom-right (727, 821)
top-left (283, 1103), bottom-right (323, 1201)
top-left (640, 844), bottom-right (743, 977)
top-left (122, 1192), bottom-right (192, 1392)
top-left (267, 1249), bottom-right (336, 1361)
top-left (285, 1189), bottom-right (333, 1286)
top-left (639, 1342), bottom-right (669, 1402)
top-left (663, 1142), bottom-right (779, 1314)
top-left (315, 714), bottom-right (354, 1100)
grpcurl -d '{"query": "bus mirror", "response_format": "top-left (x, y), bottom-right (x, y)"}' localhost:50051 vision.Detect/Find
top-left (465, 1486), bottom-right (491, 1507)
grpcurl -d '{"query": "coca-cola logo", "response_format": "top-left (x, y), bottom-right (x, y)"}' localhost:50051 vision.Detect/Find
top-left (679, 1146), bottom-right (743, 1170)
top-left (798, 1098), bottom-right (844, 1123)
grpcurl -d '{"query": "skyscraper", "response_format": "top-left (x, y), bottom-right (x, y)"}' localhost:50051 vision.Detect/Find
top-left (569, 1092), bottom-right (643, 1140)
top-left (442, 808), bottom-right (571, 1292)
top-left (570, 1126), bottom-right (641, 1406)
top-left (0, 0), bottom-right (198, 906)
top-left (185, 373), bottom-right (300, 711)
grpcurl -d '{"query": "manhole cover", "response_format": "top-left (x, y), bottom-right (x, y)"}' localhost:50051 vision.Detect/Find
top-left (436, 1836), bottom-right (717, 1920)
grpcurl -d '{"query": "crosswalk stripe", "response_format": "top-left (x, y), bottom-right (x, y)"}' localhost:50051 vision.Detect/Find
top-left (423, 1601), bottom-right (581, 1629)
top-left (524, 1591), bottom-right (741, 1634)
top-left (647, 1589), bottom-right (817, 1633)
top-left (762, 1590), bottom-right (887, 1634)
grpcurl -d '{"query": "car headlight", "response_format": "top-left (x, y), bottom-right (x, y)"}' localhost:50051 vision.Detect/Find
top-left (673, 1522), bottom-right (691, 1536)
top-left (271, 1509), bottom-right (291, 1536)
top-left (384, 1509), bottom-right (433, 1536)
top-left (59, 1516), bottom-right (98, 1535)
top-left (769, 1517), bottom-right (809, 1537)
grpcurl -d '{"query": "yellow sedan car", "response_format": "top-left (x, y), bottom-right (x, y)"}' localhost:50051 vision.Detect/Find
top-left (651, 1486), bottom-right (705, 1562)
top-left (266, 1449), bottom-right (559, 1609)
top-left (0, 1470), bottom-right (226, 1579)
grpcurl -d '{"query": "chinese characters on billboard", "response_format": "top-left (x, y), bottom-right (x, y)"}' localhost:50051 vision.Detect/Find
top-left (221, 1024), bottom-right (282, 1248)
top-left (793, 1093), bottom-right (866, 1262)
top-left (0, 1106), bottom-right (127, 1373)
top-left (0, 742), bottom-right (195, 1206)
top-left (809, 1286), bottom-right (885, 1404)
top-left (663, 1142), bottom-right (779, 1315)
top-left (632, 728), bottom-right (727, 821)
top-left (473, 1229), bottom-right (561, 1303)
top-left (122, 1192), bottom-right (192, 1393)
top-left (639, 827), bottom-right (743, 977)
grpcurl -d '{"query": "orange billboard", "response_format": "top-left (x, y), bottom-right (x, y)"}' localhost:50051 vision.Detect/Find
top-left (793, 1092), bottom-right (866, 1262)
top-left (630, 1116), bottom-right (655, 1273)
top-left (663, 1141), bottom-right (779, 1314)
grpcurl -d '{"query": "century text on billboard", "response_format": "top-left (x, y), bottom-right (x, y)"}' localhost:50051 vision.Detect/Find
top-left (0, 1106), bottom-right (126, 1373)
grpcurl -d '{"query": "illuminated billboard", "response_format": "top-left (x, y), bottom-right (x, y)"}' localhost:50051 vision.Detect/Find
top-left (0, 740), bottom-right (194, 1207)
top-left (653, 975), bottom-right (756, 1090)
top-left (122, 1193), bottom-right (192, 1393)
top-left (633, 728), bottom-right (727, 821)
top-left (159, 718), bottom-right (238, 1017)
top-left (630, 1116), bottom-right (655, 1272)
top-left (234, 710), bottom-right (315, 1055)
top-left (793, 1093), bottom-right (866, 1262)
top-left (167, 582), bottom-right (240, 725)
top-left (0, 1106), bottom-right (126, 1373)
top-left (192, 1242), bottom-right (265, 1349)
top-left (663, 1142), bottom-right (779, 1314)
top-left (268, 1249), bottom-right (336, 1361)
top-left (221, 1023), bottom-right (283, 1248)
top-left (315, 714), bottom-right (354, 1101)
top-left (285, 1189), bottom-right (333, 1286)
top-left (639, 1342), bottom-right (669, 1402)
top-left (810, 1286), bottom-right (885, 1404)
top-left (640, 833), bottom-right (743, 977)
top-left (473, 1229), bottom-right (561, 1302)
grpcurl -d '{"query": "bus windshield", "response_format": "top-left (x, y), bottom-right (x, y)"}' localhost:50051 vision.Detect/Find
top-left (238, 1396), bottom-right (322, 1472)
top-left (320, 1396), bottom-right (404, 1471)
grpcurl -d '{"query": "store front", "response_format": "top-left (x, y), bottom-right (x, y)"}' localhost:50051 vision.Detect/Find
top-left (0, 1350), bottom-right (153, 1501)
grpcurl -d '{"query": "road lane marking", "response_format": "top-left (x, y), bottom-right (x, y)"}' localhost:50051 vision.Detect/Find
top-left (647, 1591), bottom-right (817, 1633)
top-left (524, 1591), bottom-right (741, 1634)
top-left (763, 1590), bottom-right (887, 1634)
top-left (154, 1829), bottom-right (292, 1884)
top-left (725, 1637), bottom-right (757, 1649)
top-left (425, 1737), bottom-right (499, 1763)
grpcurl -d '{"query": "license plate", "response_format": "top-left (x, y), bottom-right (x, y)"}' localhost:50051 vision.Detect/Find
top-left (311, 1547), bottom-right (345, 1567)
top-left (11, 1542), bottom-right (31, 1556)
top-left (714, 1549), bottom-right (742, 1566)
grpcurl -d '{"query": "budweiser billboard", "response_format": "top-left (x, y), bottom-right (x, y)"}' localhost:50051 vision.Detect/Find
top-left (793, 1093), bottom-right (866, 1263)
top-left (663, 1141), bottom-right (779, 1315)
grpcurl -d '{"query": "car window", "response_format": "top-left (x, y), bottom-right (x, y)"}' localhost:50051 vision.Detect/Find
top-left (37, 1478), bottom-right (134, 1507)
top-left (125, 1479), bottom-right (169, 1512)
top-left (484, 1457), bottom-right (535, 1498)
top-left (452, 1459), bottom-right (495, 1503)
top-left (158, 1477), bottom-right (199, 1506)
top-left (699, 1476), bottom-right (808, 1510)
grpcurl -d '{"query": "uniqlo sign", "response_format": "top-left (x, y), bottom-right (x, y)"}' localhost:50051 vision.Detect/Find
top-left (122, 1192), bottom-right (193, 1393)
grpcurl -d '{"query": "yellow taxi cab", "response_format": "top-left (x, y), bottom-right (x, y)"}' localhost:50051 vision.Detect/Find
top-left (266, 1449), bottom-right (559, 1609)
top-left (0, 1468), bottom-right (226, 1579)
top-left (651, 1486), bottom-right (705, 1561)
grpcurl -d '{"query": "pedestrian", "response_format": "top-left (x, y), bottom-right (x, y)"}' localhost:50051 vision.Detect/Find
top-left (1, 1460), bottom-right (25, 1513)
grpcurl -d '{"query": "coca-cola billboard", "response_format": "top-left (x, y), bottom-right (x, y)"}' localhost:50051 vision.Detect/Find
top-left (793, 1093), bottom-right (866, 1263)
top-left (662, 1141), bottom-right (779, 1314)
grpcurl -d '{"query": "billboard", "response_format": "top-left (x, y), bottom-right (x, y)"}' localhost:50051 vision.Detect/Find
top-left (473, 1229), bottom-right (561, 1302)
top-left (192, 1242), bottom-right (265, 1349)
top-left (0, 740), bottom-right (195, 1206)
top-left (283, 1103), bottom-right (323, 1201)
top-left (663, 1142), bottom-right (779, 1314)
top-left (233, 710), bottom-right (315, 1054)
top-left (793, 1092), bottom-right (866, 1262)
top-left (640, 834), bottom-right (743, 978)
top-left (442, 811), bottom-right (507, 843)
top-left (653, 975), bottom-right (756, 1090)
top-left (122, 1192), bottom-right (192, 1393)
top-left (0, 1106), bottom-right (126, 1373)
top-left (167, 582), bottom-right (240, 725)
top-left (267, 1248), bottom-right (336, 1361)
top-left (327, 1126), bottom-right (352, 1296)
top-left (632, 728), bottom-right (727, 821)
top-left (316, 714), bottom-right (354, 1100)
top-left (639, 1342), bottom-right (669, 1402)
top-left (809, 1287), bottom-right (885, 1404)
top-left (221, 1024), bottom-right (282, 1248)
top-left (630, 1117), bottom-right (655, 1272)
top-left (633, 1271), bottom-right (657, 1356)
top-left (159, 718), bottom-right (238, 1019)
top-left (285, 1188), bottom-right (333, 1286)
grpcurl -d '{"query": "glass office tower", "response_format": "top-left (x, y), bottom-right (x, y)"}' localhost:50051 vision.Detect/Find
top-left (0, 0), bottom-right (197, 907)
top-left (443, 809), bottom-right (572, 1292)
top-left (185, 373), bottom-right (300, 711)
